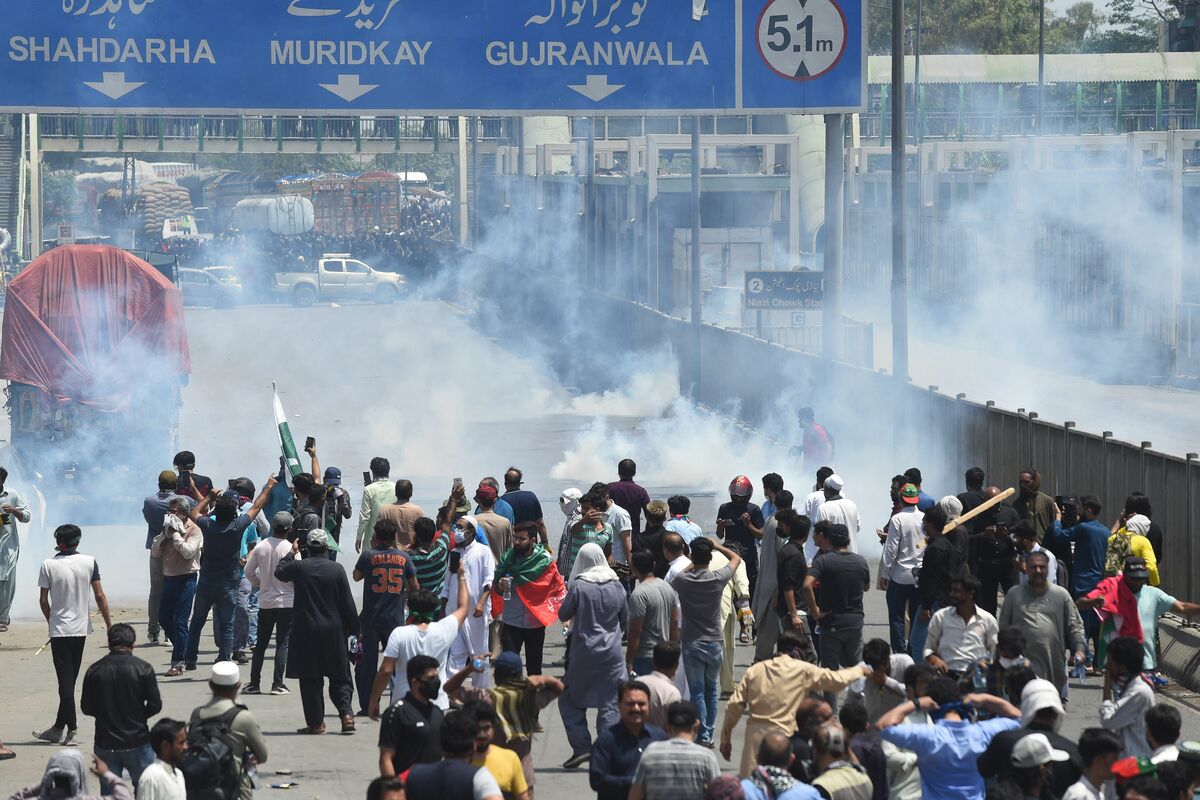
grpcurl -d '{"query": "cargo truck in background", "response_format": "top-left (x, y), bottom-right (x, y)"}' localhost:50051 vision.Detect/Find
top-left (0, 245), bottom-right (191, 520)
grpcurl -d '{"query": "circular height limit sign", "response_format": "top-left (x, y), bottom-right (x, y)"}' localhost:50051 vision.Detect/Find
top-left (756, 0), bottom-right (848, 81)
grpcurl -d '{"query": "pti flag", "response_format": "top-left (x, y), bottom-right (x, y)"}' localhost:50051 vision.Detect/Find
top-left (273, 382), bottom-right (302, 478)
top-left (492, 545), bottom-right (567, 628)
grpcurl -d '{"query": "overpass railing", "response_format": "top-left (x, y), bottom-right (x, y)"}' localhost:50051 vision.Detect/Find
top-left (37, 113), bottom-right (510, 151)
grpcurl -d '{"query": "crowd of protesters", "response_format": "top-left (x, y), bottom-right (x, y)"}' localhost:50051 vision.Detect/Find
top-left (2, 433), bottom-right (1200, 800)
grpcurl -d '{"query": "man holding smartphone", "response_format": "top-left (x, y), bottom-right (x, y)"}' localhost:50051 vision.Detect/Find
top-left (357, 457), bottom-right (395, 554)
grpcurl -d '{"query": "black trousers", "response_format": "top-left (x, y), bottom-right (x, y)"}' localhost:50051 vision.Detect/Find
top-left (51, 636), bottom-right (86, 729)
top-left (501, 624), bottom-right (547, 675)
top-left (976, 564), bottom-right (1016, 616)
top-left (250, 608), bottom-right (293, 689)
top-left (299, 673), bottom-right (354, 728)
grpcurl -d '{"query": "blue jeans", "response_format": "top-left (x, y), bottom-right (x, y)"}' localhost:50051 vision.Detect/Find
top-left (885, 581), bottom-right (917, 655)
top-left (185, 579), bottom-right (237, 665)
top-left (159, 573), bottom-right (196, 666)
top-left (909, 603), bottom-right (938, 663)
top-left (94, 744), bottom-right (154, 794)
top-left (234, 576), bottom-right (258, 652)
top-left (682, 640), bottom-right (723, 743)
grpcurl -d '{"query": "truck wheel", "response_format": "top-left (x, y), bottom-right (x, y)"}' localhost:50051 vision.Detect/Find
top-left (215, 294), bottom-right (234, 310)
top-left (293, 285), bottom-right (317, 307)
top-left (374, 285), bottom-right (399, 304)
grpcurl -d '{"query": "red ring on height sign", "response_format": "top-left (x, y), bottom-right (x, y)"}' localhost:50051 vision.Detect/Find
top-left (754, 0), bottom-right (849, 82)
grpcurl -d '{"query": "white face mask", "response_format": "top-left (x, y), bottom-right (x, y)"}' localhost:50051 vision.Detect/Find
top-left (453, 528), bottom-right (467, 546)
top-left (998, 656), bottom-right (1023, 669)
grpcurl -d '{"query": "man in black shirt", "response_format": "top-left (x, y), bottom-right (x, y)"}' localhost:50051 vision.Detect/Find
top-left (716, 475), bottom-right (765, 600)
top-left (173, 450), bottom-right (213, 501)
top-left (957, 467), bottom-right (987, 527)
top-left (971, 486), bottom-right (1020, 615)
top-left (911, 506), bottom-right (960, 662)
top-left (80, 623), bottom-right (162, 789)
top-left (378, 654), bottom-right (444, 777)
top-left (775, 509), bottom-right (817, 663)
top-left (804, 524), bottom-right (871, 671)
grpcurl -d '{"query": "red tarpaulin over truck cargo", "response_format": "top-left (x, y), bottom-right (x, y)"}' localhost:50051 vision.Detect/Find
top-left (0, 245), bottom-right (191, 412)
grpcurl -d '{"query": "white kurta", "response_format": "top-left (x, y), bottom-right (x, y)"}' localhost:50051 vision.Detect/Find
top-left (443, 539), bottom-right (496, 686)
top-left (135, 760), bottom-right (186, 800)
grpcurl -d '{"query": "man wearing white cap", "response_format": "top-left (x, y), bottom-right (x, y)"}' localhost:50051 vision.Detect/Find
top-left (816, 475), bottom-right (861, 554)
top-left (189, 661), bottom-right (267, 800)
top-left (1009, 733), bottom-right (1072, 800)
top-left (275, 529), bottom-right (360, 735)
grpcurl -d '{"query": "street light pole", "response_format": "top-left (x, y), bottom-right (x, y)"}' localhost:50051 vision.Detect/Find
top-left (891, 0), bottom-right (908, 383)
top-left (1037, 0), bottom-right (1046, 134)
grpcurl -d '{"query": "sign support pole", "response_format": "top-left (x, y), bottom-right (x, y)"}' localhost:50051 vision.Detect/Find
top-left (586, 117), bottom-right (596, 287)
top-left (690, 118), bottom-right (702, 400)
top-left (29, 113), bottom-right (41, 258)
top-left (890, 0), bottom-right (909, 383)
top-left (822, 113), bottom-right (844, 363)
top-left (456, 115), bottom-right (468, 247)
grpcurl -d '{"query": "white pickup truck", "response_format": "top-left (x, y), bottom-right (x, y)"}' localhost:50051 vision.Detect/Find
top-left (272, 254), bottom-right (406, 306)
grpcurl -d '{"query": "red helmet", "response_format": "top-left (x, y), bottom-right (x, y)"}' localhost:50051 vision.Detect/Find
top-left (729, 475), bottom-right (753, 497)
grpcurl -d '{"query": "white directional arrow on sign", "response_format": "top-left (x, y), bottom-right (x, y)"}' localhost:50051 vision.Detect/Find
top-left (567, 75), bottom-right (625, 102)
top-left (83, 72), bottom-right (146, 100)
top-left (319, 74), bottom-right (380, 102)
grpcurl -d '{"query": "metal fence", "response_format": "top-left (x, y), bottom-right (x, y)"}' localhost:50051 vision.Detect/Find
top-left (594, 291), bottom-right (1200, 600)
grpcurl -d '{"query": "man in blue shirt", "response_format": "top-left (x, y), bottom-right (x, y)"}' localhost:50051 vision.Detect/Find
top-left (502, 467), bottom-right (549, 546)
top-left (589, 680), bottom-right (667, 800)
top-left (476, 477), bottom-right (515, 525)
top-left (742, 731), bottom-right (820, 800)
top-left (1052, 495), bottom-right (1110, 667)
top-left (903, 468), bottom-right (936, 512)
top-left (183, 478), bottom-right (275, 669)
top-left (877, 676), bottom-right (1021, 800)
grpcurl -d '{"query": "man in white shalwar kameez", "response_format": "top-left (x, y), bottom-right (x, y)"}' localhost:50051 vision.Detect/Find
top-left (443, 514), bottom-right (496, 688)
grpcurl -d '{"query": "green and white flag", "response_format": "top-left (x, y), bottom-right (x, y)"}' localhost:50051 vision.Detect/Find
top-left (273, 382), bottom-right (302, 478)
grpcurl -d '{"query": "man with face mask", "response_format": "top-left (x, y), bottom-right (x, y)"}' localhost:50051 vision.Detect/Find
top-left (444, 515), bottom-right (497, 687)
top-left (377, 654), bottom-right (445, 778)
top-left (493, 522), bottom-right (567, 676)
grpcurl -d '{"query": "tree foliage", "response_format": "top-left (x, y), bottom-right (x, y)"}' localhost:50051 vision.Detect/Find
top-left (867, 0), bottom-right (1158, 54)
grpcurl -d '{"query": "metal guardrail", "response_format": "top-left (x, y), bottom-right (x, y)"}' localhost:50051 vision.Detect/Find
top-left (596, 292), bottom-right (1200, 602)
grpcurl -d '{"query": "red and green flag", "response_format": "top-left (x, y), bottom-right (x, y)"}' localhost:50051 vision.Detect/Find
top-left (492, 545), bottom-right (567, 628)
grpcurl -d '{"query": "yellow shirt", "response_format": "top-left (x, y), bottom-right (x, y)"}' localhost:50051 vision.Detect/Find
top-left (472, 745), bottom-right (527, 798)
top-left (1109, 531), bottom-right (1160, 586)
top-left (720, 655), bottom-right (864, 744)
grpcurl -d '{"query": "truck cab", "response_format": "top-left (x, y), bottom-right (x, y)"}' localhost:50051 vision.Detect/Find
top-left (273, 253), bottom-right (406, 306)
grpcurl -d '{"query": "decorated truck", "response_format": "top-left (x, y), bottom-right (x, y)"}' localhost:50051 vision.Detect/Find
top-left (0, 245), bottom-right (191, 515)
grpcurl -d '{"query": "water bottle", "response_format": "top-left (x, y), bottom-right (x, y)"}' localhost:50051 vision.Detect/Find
top-left (502, 575), bottom-right (512, 601)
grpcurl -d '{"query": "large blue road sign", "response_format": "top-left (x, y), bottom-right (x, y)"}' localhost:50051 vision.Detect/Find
top-left (2, 0), bottom-right (863, 114)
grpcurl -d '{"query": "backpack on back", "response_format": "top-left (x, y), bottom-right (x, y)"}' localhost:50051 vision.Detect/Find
top-left (1105, 532), bottom-right (1131, 578)
top-left (180, 704), bottom-right (245, 800)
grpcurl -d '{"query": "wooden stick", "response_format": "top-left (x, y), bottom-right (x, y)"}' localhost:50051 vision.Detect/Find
top-left (944, 487), bottom-right (1016, 533)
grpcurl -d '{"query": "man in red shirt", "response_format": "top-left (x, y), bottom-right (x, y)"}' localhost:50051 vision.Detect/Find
top-left (796, 408), bottom-right (834, 471)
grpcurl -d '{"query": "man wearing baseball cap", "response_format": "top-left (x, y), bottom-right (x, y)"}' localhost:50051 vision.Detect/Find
top-left (474, 483), bottom-right (514, 565)
top-left (881, 484), bottom-right (926, 655)
top-left (1079, 557), bottom-right (1200, 678)
top-left (321, 466), bottom-right (353, 559)
top-left (1009, 733), bottom-right (1072, 798)
top-left (190, 661), bottom-right (268, 800)
top-left (275, 529), bottom-right (360, 735)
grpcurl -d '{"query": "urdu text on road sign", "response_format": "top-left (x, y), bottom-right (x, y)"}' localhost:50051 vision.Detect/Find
top-left (3, 0), bottom-right (864, 114)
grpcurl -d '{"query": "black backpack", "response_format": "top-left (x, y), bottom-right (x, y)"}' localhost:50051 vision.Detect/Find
top-left (180, 704), bottom-right (246, 800)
